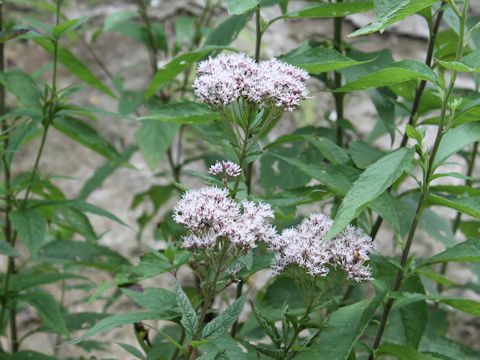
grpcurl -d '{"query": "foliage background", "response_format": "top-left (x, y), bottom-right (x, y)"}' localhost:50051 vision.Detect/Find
top-left (1, 0), bottom-right (480, 358)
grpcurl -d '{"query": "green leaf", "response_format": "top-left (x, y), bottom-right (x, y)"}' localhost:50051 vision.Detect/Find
top-left (102, 11), bottom-right (136, 32)
top-left (0, 70), bottom-right (42, 110)
top-left (175, 284), bottom-right (198, 335)
top-left (79, 146), bottom-right (137, 200)
top-left (122, 288), bottom-right (178, 317)
top-left (68, 311), bottom-right (167, 344)
top-left (11, 272), bottom-right (88, 292)
top-left (420, 335), bottom-right (480, 360)
top-left (299, 295), bottom-right (384, 360)
top-left (206, 12), bottom-right (252, 46)
top-left (434, 122), bottom-right (480, 167)
top-left (0, 241), bottom-right (19, 257)
top-left (378, 342), bottom-right (441, 360)
top-left (23, 291), bottom-right (69, 336)
top-left (418, 239), bottom-right (480, 267)
top-left (40, 240), bottom-right (128, 271)
top-left (350, 0), bottom-right (437, 37)
top-left (326, 148), bottom-right (414, 239)
top-left (10, 209), bottom-right (46, 258)
top-left (116, 342), bottom-right (146, 360)
top-left (53, 117), bottom-right (121, 161)
top-left (145, 47), bottom-right (223, 99)
top-left (227, 0), bottom-right (258, 15)
top-left (428, 194), bottom-right (480, 219)
top-left (34, 38), bottom-right (114, 97)
top-left (280, 44), bottom-right (366, 74)
top-left (201, 295), bottom-right (246, 339)
top-left (0, 28), bottom-right (30, 43)
top-left (53, 16), bottom-right (89, 38)
top-left (250, 301), bottom-right (281, 345)
top-left (136, 120), bottom-right (179, 168)
top-left (337, 60), bottom-right (437, 92)
top-left (286, 0), bottom-right (373, 18)
top-left (438, 50), bottom-right (480, 72)
top-left (306, 136), bottom-right (351, 165)
top-left (348, 140), bottom-right (385, 168)
top-left (140, 101), bottom-right (220, 124)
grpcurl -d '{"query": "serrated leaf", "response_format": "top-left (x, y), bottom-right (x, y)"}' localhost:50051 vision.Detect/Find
top-left (0, 70), bottom-right (42, 110)
top-left (428, 194), bottom-right (480, 219)
top-left (136, 120), bottom-right (179, 168)
top-left (350, 0), bottom-right (437, 37)
top-left (418, 239), bottom-right (480, 267)
top-left (201, 295), bottom-right (246, 339)
top-left (0, 240), bottom-right (19, 257)
top-left (122, 288), bottom-right (178, 316)
top-left (23, 291), bottom-right (69, 336)
top-left (281, 45), bottom-right (366, 74)
top-left (227, 0), bottom-right (258, 15)
top-left (287, 0), bottom-right (373, 18)
top-left (206, 12), bottom-right (252, 46)
top-left (34, 38), bottom-right (114, 97)
top-left (53, 16), bottom-right (89, 38)
top-left (0, 28), bottom-right (30, 43)
top-left (378, 342), bottom-right (441, 360)
top-left (140, 101), bottom-right (220, 124)
top-left (326, 148), bottom-right (414, 239)
top-left (67, 311), bottom-right (167, 344)
top-left (434, 122), bottom-right (480, 167)
top-left (53, 117), bottom-right (121, 161)
top-left (175, 284), bottom-right (198, 335)
top-left (10, 208), bottom-right (46, 258)
top-left (337, 60), bottom-right (437, 92)
top-left (145, 47), bottom-right (223, 99)
top-left (438, 50), bottom-right (480, 72)
top-left (298, 295), bottom-right (384, 360)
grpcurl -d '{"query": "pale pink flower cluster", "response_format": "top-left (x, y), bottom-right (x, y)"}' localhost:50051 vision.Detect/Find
top-left (208, 161), bottom-right (242, 178)
top-left (193, 53), bottom-right (309, 111)
top-left (173, 187), bottom-right (276, 251)
top-left (268, 213), bottom-right (374, 282)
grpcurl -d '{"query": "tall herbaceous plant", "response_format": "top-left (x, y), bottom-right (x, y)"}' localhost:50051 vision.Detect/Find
top-left (0, 0), bottom-right (479, 359)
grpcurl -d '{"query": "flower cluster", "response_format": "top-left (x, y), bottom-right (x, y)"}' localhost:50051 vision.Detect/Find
top-left (193, 53), bottom-right (309, 111)
top-left (173, 187), bottom-right (276, 251)
top-left (209, 161), bottom-right (242, 178)
top-left (268, 213), bottom-right (374, 282)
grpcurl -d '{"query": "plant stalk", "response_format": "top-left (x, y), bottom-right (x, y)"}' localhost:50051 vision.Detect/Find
top-left (368, 2), bottom-right (469, 357)
top-left (370, 4), bottom-right (445, 240)
top-left (437, 141), bottom-right (478, 294)
top-left (333, 0), bottom-right (344, 147)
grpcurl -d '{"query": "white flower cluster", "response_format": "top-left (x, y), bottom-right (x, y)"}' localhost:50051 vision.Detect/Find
top-left (209, 161), bottom-right (242, 178)
top-left (173, 187), bottom-right (276, 251)
top-left (268, 213), bottom-right (374, 282)
top-left (193, 53), bottom-right (309, 111)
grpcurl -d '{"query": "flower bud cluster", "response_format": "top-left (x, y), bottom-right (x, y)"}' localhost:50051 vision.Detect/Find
top-left (208, 160), bottom-right (242, 178)
top-left (173, 187), bottom-right (276, 251)
top-left (193, 53), bottom-right (309, 111)
top-left (267, 213), bottom-right (374, 282)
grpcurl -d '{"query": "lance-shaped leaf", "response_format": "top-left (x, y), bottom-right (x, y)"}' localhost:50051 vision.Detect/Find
top-left (202, 295), bottom-right (246, 339)
top-left (206, 12), bottom-right (252, 46)
top-left (139, 101), bottom-right (220, 124)
top-left (0, 28), bottom-right (30, 43)
top-left (350, 0), bottom-right (437, 37)
top-left (145, 47), bottom-right (224, 99)
top-left (433, 122), bottom-right (480, 167)
top-left (0, 240), bottom-right (19, 257)
top-left (428, 194), bottom-right (480, 219)
top-left (378, 342), bottom-right (441, 360)
top-left (281, 45), bottom-right (366, 74)
top-left (23, 291), bottom-right (69, 336)
top-left (34, 38), bottom-right (114, 97)
top-left (325, 147), bottom-right (414, 239)
top-left (227, 0), bottom-right (258, 15)
top-left (175, 284), bottom-right (198, 335)
top-left (417, 239), bottom-right (480, 268)
top-left (286, 0), bottom-right (373, 18)
top-left (438, 50), bottom-right (480, 72)
top-left (337, 60), bottom-right (437, 92)
top-left (10, 208), bottom-right (47, 258)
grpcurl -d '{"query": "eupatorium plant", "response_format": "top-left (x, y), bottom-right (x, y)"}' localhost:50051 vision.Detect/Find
top-left (1, 1), bottom-right (479, 359)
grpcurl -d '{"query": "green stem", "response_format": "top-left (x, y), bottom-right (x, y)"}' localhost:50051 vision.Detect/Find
top-left (368, 2), bottom-right (469, 358)
top-left (333, 0), bottom-right (344, 147)
top-left (370, 4), bottom-right (445, 240)
top-left (437, 141), bottom-right (478, 293)
top-left (0, 1), bottom-right (18, 352)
